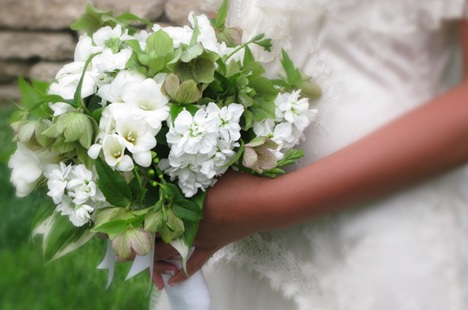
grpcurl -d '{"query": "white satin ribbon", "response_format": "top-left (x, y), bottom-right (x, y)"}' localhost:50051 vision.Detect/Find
top-left (161, 259), bottom-right (211, 310)
top-left (97, 240), bottom-right (211, 310)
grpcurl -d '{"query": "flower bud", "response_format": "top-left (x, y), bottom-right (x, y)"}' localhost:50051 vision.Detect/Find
top-left (243, 137), bottom-right (278, 174)
top-left (216, 26), bottom-right (243, 47)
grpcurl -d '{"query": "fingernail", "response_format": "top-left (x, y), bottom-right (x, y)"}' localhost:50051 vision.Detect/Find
top-left (163, 270), bottom-right (175, 276)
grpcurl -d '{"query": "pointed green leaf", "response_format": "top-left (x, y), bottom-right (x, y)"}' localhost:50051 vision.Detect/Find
top-left (70, 4), bottom-right (115, 35)
top-left (213, 0), bottom-right (229, 30)
top-left (95, 158), bottom-right (133, 207)
top-left (42, 212), bottom-right (94, 261)
top-left (92, 219), bottom-right (129, 235)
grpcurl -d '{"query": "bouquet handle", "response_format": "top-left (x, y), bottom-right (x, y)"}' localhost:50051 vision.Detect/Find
top-left (162, 268), bottom-right (210, 310)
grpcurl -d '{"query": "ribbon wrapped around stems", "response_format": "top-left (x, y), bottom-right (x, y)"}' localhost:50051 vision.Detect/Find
top-left (97, 240), bottom-right (210, 310)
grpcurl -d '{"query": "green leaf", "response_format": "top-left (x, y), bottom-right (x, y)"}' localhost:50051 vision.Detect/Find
top-left (213, 0), bottom-right (229, 30)
top-left (74, 53), bottom-right (99, 108)
top-left (92, 220), bottom-right (129, 235)
top-left (94, 207), bottom-right (129, 227)
top-left (40, 212), bottom-right (95, 262)
top-left (17, 77), bottom-right (51, 118)
top-left (159, 208), bottom-right (184, 243)
top-left (181, 191), bottom-right (206, 247)
top-left (172, 200), bottom-right (203, 221)
top-left (281, 49), bottom-right (303, 87)
top-left (144, 209), bottom-right (163, 232)
top-left (116, 12), bottom-right (152, 27)
top-left (223, 142), bottom-right (244, 167)
top-left (70, 4), bottom-right (115, 35)
top-left (95, 158), bottom-right (133, 207)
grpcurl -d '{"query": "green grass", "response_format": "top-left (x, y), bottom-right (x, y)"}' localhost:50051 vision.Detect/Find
top-left (0, 105), bottom-right (152, 310)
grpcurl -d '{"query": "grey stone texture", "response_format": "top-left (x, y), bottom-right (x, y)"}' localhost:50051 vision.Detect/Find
top-left (0, 0), bottom-right (210, 102)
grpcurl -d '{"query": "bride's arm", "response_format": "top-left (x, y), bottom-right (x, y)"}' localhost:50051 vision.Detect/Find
top-left (159, 20), bottom-right (468, 285)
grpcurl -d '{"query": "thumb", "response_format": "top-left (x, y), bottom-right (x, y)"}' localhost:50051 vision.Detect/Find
top-left (167, 247), bottom-right (215, 286)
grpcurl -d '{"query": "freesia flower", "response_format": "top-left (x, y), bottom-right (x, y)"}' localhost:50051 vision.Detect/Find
top-left (92, 24), bottom-right (132, 48)
top-left (115, 118), bottom-right (156, 167)
top-left (8, 143), bottom-right (59, 197)
top-left (101, 134), bottom-right (134, 172)
top-left (121, 78), bottom-right (170, 132)
top-left (97, 70), bottom-right (146, 104)
top-left (48, 61), bottom-right (97, 100)
top-left (92, 48), bottom-right (133, 73)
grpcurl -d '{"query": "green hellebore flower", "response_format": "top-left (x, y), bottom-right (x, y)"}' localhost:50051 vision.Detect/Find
top-left (42, 112), bottom-right (94, 149)
top-left (112, 227), bottom-right (153, 260)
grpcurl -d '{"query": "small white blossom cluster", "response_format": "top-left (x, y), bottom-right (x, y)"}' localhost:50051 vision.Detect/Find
top-left (45, 162), bottom-right (106, 226)
top-left (47, 13), bottom-right (236, 119)
top-left (48, 24), bottom-right (134, 115)
top-left (161, 102), bottom-right (244, 197)
top-left (253, 90), bottom-right (318, 159)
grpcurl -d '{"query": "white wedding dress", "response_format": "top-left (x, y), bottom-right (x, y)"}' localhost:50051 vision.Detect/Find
top-left (153, 0), bottom-right (468, 309)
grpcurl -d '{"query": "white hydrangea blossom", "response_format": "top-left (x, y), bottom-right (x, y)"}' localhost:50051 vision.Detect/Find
top-left (254, 90), bottom-right (317, 153)
top-left (162, 103), bottom-right (243, 197)
top-left (46, 163), bottom-right (106, 227)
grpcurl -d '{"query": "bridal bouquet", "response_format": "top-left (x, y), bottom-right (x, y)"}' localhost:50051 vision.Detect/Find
top-left (8, 0), bottom-right (320, 308)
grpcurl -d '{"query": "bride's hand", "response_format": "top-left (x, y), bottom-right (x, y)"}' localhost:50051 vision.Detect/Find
top-left (152, 170), bottom-right (271, 287)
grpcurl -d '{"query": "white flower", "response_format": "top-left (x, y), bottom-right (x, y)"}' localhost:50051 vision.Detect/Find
top-left (92, 48), bottom-right (133, 73)
top-left (92, 24), bottom-right (132, 48)
top-left (102, 134), bottom-right (134, 172)
top-left (153, 24), bottom-right (192, 48)
top-left (48, 61), bottom-right (97, 100)
top-left (121, 78), bottom-right (170, 132)
top-left (115, 118), bottom-right (156, 167)
top-left (70, 204), bottom-right (95, 227)
top-left (8, 143), bottom-right (59, 197)
top-left (66, 164), bottom-right (100, 205)
top-left (166, 108), bottom-right (219, 156)
top-left (45, 162), bottom-right (72, 204)
top-left (207, 102), bottom-right (243, 142)
top-left (189, 13), bottom-right (219, 53)
top-left (132, 29), bottom-right (151, 50)
top-left (97, 70), bottom-right (146, 104)
top-left (160, 154), bottom-right (215, 197)
top-left (275, 90), bottom-right (316, 132)
top-left (74, 35), bottom-right (102, 62)
top-left (49, 102), bottom-right (78, 117)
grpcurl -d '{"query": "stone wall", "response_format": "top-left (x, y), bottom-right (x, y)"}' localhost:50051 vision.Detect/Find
top-left (0, 0), bottom-right (214, 103)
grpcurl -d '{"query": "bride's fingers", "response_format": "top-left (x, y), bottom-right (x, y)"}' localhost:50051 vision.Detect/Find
top-left (152, 271), bottom-right (165, 290)
top-left (154, 241), bottom-right (179, 260)
top-left (153, 261), bottom-right (179, 276)
top-left (167, 248), bottom-right (215, 286)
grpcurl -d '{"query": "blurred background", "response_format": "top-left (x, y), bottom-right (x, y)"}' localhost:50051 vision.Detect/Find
top-left (0, 0), bottom-right (209, 309)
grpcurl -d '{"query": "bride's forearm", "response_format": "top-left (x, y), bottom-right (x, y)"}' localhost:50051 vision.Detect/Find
top-left (260, 80), bottom-right (468, 229)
